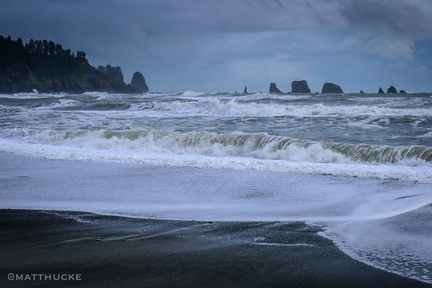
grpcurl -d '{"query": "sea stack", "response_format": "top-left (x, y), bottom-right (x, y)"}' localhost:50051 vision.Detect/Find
top-left (243, 86), bottom-right (248, 94)
top-left (378, 87), bottom-right (385, 94)
top-left (269, 83), bottom-right (282, 93)
top-left (130, 71), bottom-right (149, 93)
top-left (387, 86), bottom-right (398, 94)
top-left (291, 80), bottom-right (311, 94)
top-left (322, 83), bottom-right (343, 94)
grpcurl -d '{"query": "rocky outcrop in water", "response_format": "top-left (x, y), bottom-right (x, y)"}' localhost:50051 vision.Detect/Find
top-left (269, 83), bottom-right (282, 93)
top-left (387, 86), bottom-right (398, 94)
top-left (321, 83), bottom-right (343, 94)
top-left (291, 80), bottom-right (310, 94)
top-left (130, 71), bottom-right (149, 93)
top-left (243, 86), bottom-right (248, 94)
top-left (378, 87), bottom-right (385, 94)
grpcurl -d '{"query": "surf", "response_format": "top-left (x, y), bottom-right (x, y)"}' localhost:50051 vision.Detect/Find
top-left (21, 128), bottom-right (432, 166)
top-left (1, 128), bottom-right (431, 183)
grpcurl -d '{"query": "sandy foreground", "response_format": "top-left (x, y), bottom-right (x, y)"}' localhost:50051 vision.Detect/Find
top-left (0, 209), bottom-right (430, 288)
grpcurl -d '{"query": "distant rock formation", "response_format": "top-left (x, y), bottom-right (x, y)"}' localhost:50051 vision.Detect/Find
top-left (322, 83), bottom-right (343, 94)
top-left (399, 90), bottom-right (407, 93)
top-left (378, 87), bottom-right (385, 94)
top-left (130, 71), bottom-right (149, 93)
top-left (243, 86), bottom-right (248, 93)
top-left (0, 35), bottom-right (145, 94)
top-left (291, 80), bottom-right (310, 94)
top-left (360, 90), bottom-right (364, 94)
top-left (269, 83), bottom-right (282, 93)
top-left (386, 86), bottom-right (398, 94)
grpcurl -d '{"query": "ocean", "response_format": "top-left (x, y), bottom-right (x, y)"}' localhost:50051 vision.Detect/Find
top-left (1, 90), bottom-right (431, 283)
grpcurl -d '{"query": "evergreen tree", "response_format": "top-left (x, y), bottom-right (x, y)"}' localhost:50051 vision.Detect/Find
top-left (76, 51), bottom-right (86, 59)
top-left (48, 41), bottom-right (55, 56)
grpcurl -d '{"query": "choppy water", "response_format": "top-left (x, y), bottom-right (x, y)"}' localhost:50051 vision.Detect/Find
top-left (0, 90), bottom-right (431, 283)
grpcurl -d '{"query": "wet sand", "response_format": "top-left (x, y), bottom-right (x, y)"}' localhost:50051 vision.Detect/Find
top-left (0, 209), bottom-right (430, 288)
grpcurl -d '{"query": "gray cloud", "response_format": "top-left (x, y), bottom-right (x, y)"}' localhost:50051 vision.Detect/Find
top-left (1, 0), bottom-right (432, 92)
top-left (340, 0), bottom-right (432, 40)
top-left (337, 0), bottom-right (432, 59)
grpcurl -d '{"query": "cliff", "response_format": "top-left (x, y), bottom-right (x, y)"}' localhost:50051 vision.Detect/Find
top-left (0, 35), bottom-right (146, 94)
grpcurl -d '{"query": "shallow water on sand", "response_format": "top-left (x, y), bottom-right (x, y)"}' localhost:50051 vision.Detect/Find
top-left (1, 152), bottom-right (431, 283)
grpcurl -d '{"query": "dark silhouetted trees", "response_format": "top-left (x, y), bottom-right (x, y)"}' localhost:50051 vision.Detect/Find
top-left (96, 64), bottom-right (124, 81)
top-left (0, 35), bottom-right (140, 93)
top-left (0, 35), bottom-right (91, 77)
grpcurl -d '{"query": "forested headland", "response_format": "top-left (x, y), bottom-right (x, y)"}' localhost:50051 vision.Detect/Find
top-left (0, 35), bottom-right (147, 93)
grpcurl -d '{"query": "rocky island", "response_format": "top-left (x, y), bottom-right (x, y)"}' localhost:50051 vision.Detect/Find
top-left (291, 80), bottom-right (311, 94)
top-left (322, 83), bottom-right (343, 94)
top-left (269, 83), bottom-right (283, 93)
top-left (0, 35), bottom-right (148, 94)
top-left (387, 86), bottom-right (398, 93)
top-left (130, 71), bottom-right (149, 93)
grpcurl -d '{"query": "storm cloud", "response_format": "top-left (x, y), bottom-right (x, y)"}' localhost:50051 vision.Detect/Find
top-left (1, 0), bottom-right (432, 92)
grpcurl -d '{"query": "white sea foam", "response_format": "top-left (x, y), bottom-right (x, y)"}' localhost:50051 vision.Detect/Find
top-left (419, 131), bottom-right (432, 138)
top-left (180, 90), bottom-right (205, 97)
top-left (1, 149), bottom-right (431, 222)
top-left (252, 242), bottom-right (316, 247)
top-left (0, 104), bottom-right (25, 113)
top-left (0, 92), bottom-right (67, 99)
top-left (41, 99), bottom-right (83, 109)
top-left (147, 98), bottom-right (432, 118)
top-left (1, 150), bottom-right (431, 287)
top-left (84, 91), bottom-right (110, 96)
top-left (321, 207), bottom-right (432, 284)
top-left (18, 129), bottom-right (432, 165)
top-left (1, 129), bottom-right (432, 183)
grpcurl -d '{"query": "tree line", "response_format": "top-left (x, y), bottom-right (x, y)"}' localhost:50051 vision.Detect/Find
top-left (0, 35), bottom-right (91, 76)
top-left (96, 64), bottom-right (123, 81)
top-left (0, 35), bottom-right (123, 79)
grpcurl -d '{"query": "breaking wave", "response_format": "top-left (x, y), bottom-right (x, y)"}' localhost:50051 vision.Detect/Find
top-left (22, 129), bottom-right (432, 166)
top-left (8, 94), bottom-right (430, 118)
top-left (146, 98), bottom-right (432, 117)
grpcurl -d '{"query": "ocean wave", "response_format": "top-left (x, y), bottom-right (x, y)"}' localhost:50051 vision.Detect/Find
top-left (83, 91), bottom-right (111, 97)
top-left (0, 104), bottom-right (25, 113)
top-left (7, 93), bottom-right (430, 118)
top-left (21, 129), bottom-right (432, 166)
top-left (35, 100), bottom-right (134, 111)
top-left (180, 90), bottom-right (205, 97)
top-left (0, 128), bottom-right (430, 183)
top-left (0, 92), bottom-right (69, 99)
top-left (141, 98), bottom-right (432, 118)
top-left (47, 99), bottom-right (83, 109)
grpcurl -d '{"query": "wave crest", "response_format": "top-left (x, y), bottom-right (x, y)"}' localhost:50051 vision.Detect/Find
top-left (147, 98), bottom-right (432, 117)
top-left (24, 129), bottom-right (432, 166)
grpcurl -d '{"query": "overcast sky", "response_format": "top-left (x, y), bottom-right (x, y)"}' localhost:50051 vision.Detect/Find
top-left (2, 0), bottom-right (432, 93)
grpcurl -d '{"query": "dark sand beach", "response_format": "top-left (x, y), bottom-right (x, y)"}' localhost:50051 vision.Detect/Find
top-left (1, 209), bottom-right (430, 288)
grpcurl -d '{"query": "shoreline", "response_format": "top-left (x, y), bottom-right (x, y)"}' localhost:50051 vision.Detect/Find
top-left (1, 209), bottom-right (431, 288)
